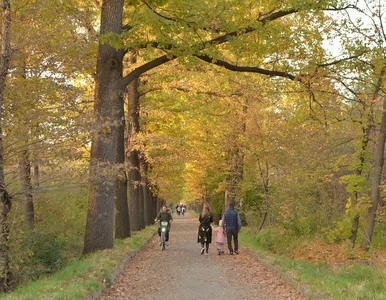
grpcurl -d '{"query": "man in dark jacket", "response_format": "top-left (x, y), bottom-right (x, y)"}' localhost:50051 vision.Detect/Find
top-left (221, 200), bottom-right (242, 255)
top-left (155, 205), bottom-right (173, 243)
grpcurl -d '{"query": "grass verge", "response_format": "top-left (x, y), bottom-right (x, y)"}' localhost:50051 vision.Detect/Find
top-left (0, 225), bottom-right (157, 300)
top-left (239, 228), bottom-right (386, 300)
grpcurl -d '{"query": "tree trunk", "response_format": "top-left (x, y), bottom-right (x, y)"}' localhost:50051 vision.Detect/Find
top-left (19, 149), bottom-right (34, 228)
top-left (127, 151), bottom-right (140, 231)
top-left (350, 107), bottom-right (372, 246)
top-left (127, 77), bottom-right (141, 231)
top-left (0, 190), bottom-right (10, 293)
top-left (258, 212), bottom-right (267, 232)
top-left (361, 69), bottom-right (386, 250)
top-left (0, 0), bottom-right (12, 291)
top-left (225, 148), bottom-right (244, 206)
top-left (138, 177), bottom-right (145, 229)
top-left (127, 63), bottom-right (144, 231)
top-left (225, 102), bottom-right (246, 208)
top-left (258, 159), bottom-right (270, 230)
top-left (155, 196), bottom-right (161, 216)
top-left (33, 163), bottom-right (39, 187)
top-left (140, 159), bottom-right (151, 226)
top-left (127, 79), bottom-right (139, 231)
top-left (83, 0), bottom-right (125, 254)
top-left (361, 99), bottom-right (386, 249)
top-left (151, 192), bottom-right (157, 221)
top-left (114, 97), bottom-right (130, 239)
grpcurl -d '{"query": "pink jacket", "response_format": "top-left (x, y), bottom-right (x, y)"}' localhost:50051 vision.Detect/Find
top-left (212, 226), bottom-right (225, 244)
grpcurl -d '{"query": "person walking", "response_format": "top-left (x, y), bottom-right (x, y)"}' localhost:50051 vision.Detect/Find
top-left (176, 204), bottom-right (181, 216)
top-left (221, 200), bottom-right (242, 255)
top-left (212, 220), bottom-right (225, 255)
top-left (197, 202), bottom-right (213, 255)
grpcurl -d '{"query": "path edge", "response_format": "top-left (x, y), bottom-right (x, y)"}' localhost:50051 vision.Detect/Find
top-left (242, 247), bottom-right (328, 300)
top-left (87, 231), bottom-right (158, 300)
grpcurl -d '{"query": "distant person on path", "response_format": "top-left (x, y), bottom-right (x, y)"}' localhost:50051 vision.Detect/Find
top-left (155, 205), bottom-right (173, 244)
top-left (197, 202), bottom-right (213, 255)
top-left (176, 204), bottom-right (181, 216)
top-left (211, 220), bottom-right (225, 255)
top-left (221, 201), bottom-right (241, 255)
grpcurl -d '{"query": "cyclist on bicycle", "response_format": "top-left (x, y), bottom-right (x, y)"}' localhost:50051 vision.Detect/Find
top-left (155, 205), bottom-right (173, 244)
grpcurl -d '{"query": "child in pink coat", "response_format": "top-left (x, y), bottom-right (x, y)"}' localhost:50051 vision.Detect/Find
top-left (212, 220), bottom-right (226, 255)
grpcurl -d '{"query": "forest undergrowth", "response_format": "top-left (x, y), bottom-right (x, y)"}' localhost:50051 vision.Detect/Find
top-left (239, 227), bottom-right (386, 299)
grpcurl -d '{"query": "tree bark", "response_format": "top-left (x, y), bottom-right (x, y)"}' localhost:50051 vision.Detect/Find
top-left (114, 96), bottom-right (130, 239)
top-left (361, 96), bottom-right (386, 250)
top-left (258, 212), bottom-right (268, 232)
top-left (83, 0), bottom-right (125, 254)
top-left (0, 0), bottom-right (12, 291)
top-left (127, 77), bottom-right (140, 231)
top-left (151, 192), bottom-right (157, 221)
top-left (33, 163), bottom-right (39, 187)
top-left (361, 68), bottom-right (386, 250)
top-left (258, 159), bottom-right (270, 230)
top-left (19, 149), bottom-right (34, 228)
top-left (140, 159), bottom-right (151, 226)
top-left (127, 65), bottom-right (145, 231)
top-left (350, 126), bottom-right (370, 246)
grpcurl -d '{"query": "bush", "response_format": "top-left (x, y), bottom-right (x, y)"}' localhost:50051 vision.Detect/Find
top-left (15, 230), bottom-right (67, 282)
top-left (240, 187), bottom-right (264, 228)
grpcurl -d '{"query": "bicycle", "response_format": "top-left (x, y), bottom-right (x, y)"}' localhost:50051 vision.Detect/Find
top-left (160, 221), bottom-right (168, 251)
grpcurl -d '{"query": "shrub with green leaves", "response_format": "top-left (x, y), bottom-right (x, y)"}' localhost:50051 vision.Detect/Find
top-left (20, 230), bottom-right (67, 276)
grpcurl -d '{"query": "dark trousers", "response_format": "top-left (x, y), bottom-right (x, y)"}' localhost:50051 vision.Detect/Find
top-left (158, 227), bottom-right (170, 241)
top-left (226, 228), bottom-right (239, 252)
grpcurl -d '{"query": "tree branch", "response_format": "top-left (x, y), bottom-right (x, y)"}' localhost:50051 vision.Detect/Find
top-left (195, 54), bottom-right (299, 81)
top-left (121, 8), bottom-right (298, 86)
top-left (122, 6), bottom-right (363, 88)
top-left (128, 8), bottom-right (298, 54)
top-left (316, 52), bottom-right (368, 67)
top-left (120, 55), bottom-right (176, 88)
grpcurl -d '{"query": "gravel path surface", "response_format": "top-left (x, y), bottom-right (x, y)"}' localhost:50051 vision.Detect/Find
top-left (99, 212), bottom-right (306, 300)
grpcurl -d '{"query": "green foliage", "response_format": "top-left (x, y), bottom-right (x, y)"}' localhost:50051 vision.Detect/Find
top-left (239, 187), bottom-right (264, 228)
top-left (325, 195), bottom-right (371, 243)
top-left (7, 180), bottom-right (88, 286)
top-left (239, 227), bottom-right (298, 255)
top-left (20, 231), bottom-right (67, 275)
top-left (34, 185), bottom-right (88, 252)
top-left (279, 201), bottom-right (321, 237)
top-left (369, 215), bottom-right (386, 251)
top-left (0, 227), bottom-right (156, 300)
top-left (210, 191), bottom-right (223, 215)
top-left (241, 187), bottom-right (264, 213)
top-left (340, 174), bottom-right (368, 194)
top-left (325, 213), bottom-right (355, 243)
top-left (100, 32), bottom-right (125, 50)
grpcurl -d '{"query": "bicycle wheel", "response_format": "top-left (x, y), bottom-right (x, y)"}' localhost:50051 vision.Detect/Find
top-left (161, 231), bottom-right (166, 251)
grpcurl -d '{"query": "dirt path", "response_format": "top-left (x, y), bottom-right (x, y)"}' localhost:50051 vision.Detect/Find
top-left (99, 212), bottom-right (306, 300)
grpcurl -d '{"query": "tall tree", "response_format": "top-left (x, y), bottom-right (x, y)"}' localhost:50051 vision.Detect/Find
top-left (0, 0), bottom-right (12, 292)
top-left (83, 0), bottom-right (125, 254)
top-left (325, 1), bottom-right (386, 249)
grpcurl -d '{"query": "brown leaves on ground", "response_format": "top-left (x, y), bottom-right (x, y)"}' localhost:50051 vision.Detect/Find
top-left (291, 240), bottom-right (386, 267)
